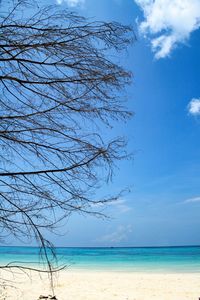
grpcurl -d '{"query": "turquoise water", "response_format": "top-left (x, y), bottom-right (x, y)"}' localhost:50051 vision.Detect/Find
top-left (0, 246), bottom-right (200, 272)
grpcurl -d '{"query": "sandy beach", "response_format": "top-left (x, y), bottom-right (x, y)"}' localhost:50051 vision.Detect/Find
top-left (1, 270), bottom-right (200, 300)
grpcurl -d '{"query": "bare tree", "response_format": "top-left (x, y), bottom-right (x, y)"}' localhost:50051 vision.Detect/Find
top-left (0, 0), bottom-right (133, 295)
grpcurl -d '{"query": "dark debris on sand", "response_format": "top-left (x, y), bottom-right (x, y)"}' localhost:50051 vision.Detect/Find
top-left (38, 295), bottom-right (57, 300)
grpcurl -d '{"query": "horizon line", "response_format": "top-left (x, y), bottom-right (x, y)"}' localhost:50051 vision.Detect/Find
top-left (0, 244), bottom-right (199, 249)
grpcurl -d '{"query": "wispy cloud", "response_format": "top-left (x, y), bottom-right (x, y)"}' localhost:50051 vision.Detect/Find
top-left (134, 0), bottom-right (200, 59)
top-left (56, 0), bottom-right (85, 6)
top-left (109, 199), bottom-right (132, 214)
top-left (184, 196), bottom-right (200, 203)
top-left (188, 98), bottom-right (200, 115)
top-left (92, 198), bottom-right (132, 214)
top-left (96, 225), bottom-right (133, 244)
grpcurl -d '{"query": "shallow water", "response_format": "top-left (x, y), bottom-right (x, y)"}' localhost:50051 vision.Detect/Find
top-left (0, 246), bottom-right (200, 272)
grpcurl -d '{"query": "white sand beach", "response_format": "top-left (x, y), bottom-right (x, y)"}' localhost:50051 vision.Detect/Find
top-left (2, 270), bottom-right (200, 300)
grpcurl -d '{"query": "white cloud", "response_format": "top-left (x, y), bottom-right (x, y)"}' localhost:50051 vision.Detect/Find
top-left (135, 0), bottom-right (200, 59)
top-left (188, 98), bottom-right (200, 115)
top-left (56, 0), bottom-right (85, 6)
top-left (96, 225), bottom-right (133, 244)
top-left (109, 199), bottom-right (132, 214)
top-left (184, 196), bottom-right (200, 203)
top-left (91, 198), bottom-right (132, 214)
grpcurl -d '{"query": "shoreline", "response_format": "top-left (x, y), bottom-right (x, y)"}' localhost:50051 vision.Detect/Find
top-left (65, 266), bottom-right (200, 273)
top-left (1, 260), bottom-right (200, 274)
top-left (1, 261), bottom-right (200, 274)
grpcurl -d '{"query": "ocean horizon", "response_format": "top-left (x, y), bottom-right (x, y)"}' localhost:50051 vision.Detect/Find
top-left (1, 245), bottom-right (200, 273)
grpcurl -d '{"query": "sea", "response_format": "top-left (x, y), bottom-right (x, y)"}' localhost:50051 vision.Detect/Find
top-left (0, 246), bottom-right (200, 273)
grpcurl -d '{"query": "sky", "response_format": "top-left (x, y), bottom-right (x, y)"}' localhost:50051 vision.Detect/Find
top-left (10, 0), bottom-right (200, 247)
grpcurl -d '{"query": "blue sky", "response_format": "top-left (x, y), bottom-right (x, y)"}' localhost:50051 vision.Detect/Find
top-left (38, 0), bottom-right (200, 247)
